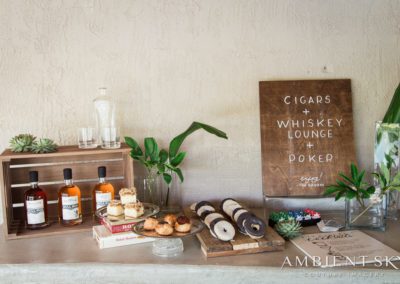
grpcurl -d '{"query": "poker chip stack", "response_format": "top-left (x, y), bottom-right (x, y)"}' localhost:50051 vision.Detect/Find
top-left (269, 208), bottom-right (321, 227)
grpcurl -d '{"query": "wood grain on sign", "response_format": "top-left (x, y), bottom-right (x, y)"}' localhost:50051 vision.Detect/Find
top-left (259, 79), bottom-right (356, 197)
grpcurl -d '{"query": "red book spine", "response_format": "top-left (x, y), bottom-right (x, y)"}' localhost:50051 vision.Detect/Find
top-left (100, 219), bottom-right (137, 234)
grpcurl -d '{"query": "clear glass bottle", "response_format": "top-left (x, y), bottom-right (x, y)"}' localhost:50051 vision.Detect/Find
top-left (58, 168), bottom-right (82, 225)
top-left (24, 171), bottom-right (49, 229)
top-left (92, 166), bottom-right (115, 213)
top-left (93, 88), bottom-right (121, 149)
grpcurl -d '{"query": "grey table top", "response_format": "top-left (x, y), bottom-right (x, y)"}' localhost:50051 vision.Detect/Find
top-left (0, 211), bottom-right (399, 284)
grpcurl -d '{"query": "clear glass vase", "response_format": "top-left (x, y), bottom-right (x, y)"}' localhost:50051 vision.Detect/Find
top-left (345, 194), bottom-right (387, 231)
top-left (374, 121), bottom-right (400, 220)
top-left (143, 173), bottom-right (162, 208)
top-left (160, 173), bottom-right (182, 213)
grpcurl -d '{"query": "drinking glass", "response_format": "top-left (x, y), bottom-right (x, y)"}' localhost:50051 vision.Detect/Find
top-left (78, 127), bottom-right (98, 149)
top-left (100, 127), bottom-right (121, 149)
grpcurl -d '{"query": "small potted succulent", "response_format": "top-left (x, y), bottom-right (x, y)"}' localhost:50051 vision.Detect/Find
top-left (9, 134), bottom-right (58, 153)
top-left (125, 121), bottom-right (228, 212)
top-left (324, 163), bottom-right (400, 231)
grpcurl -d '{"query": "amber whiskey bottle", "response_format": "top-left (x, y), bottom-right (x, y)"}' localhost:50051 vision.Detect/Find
top-left (92, 166), bottom-right (115, 213)
top-left (58, 168), bottom-right (82, 225)
top-left (24, 171), bottom-right (49, 229)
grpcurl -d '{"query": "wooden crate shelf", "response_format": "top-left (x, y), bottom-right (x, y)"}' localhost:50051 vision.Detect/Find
top-left (0, 144), bottom-right (134, 240)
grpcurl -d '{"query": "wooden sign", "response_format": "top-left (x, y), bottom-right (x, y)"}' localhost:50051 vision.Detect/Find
top-left (259, 79), bottom-right (356, 196)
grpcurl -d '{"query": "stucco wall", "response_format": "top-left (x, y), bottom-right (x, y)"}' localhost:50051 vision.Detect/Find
top-left (0, 0), bottom-right (399, 223)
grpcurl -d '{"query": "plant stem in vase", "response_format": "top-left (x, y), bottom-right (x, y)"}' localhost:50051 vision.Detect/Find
top-left (345, 194), bottom-right (386, 231)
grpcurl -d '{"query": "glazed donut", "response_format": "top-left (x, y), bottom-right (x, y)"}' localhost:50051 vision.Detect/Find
top-left (195, 201), bottom-right (214, 212)
top-left (197, 205), bottom-right (216, 217)
top-left (233, 208), bottom-right (247, 222)
top-left (225, 203), bottom-right (242, 219)
top-left (204, 212), bottom-right (224, 227)
top-left (209, 218), bottom-right (236, 241)
top-left (221, 198), bottom-right (239, 213)
top-left (143, 217), bottom-right (158, 230)
top-left (192, 201), bottom-right (235, 241)
top-left (199, 210), bottom-right (215, 220)
top-left (174, 215), bottom-right (192, 233)
top-left (155, 221), bottom-right (174, 236)
top-left (236, 211), bottom-right (252, 234)
top-left (190, 203), bottom-right (197, 211)
top-left (221, 199), bottom-right (266, 238)
top-left (243, 215), bottom-right (266, 239)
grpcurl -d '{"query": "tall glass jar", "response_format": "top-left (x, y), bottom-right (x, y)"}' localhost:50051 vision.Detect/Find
top-left (374, 121), bottom-right (400, 220)
top-left (93, 88), bottom-right (121, 149)
top-left (345, 193), bottom-right (387, 231)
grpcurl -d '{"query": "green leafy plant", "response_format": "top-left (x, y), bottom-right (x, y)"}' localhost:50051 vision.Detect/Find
top-left (372, 162), bottom-right (400, 194)
top-left (325, 163), bottom-right (400, 224)
top-left (125, 121), bottom-right (228, 185)
top-left (323, 163), bottom-right (375, 208)
top-left (383, 82), bottom-right (400, 123)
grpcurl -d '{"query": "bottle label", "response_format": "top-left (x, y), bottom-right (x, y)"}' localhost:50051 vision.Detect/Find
top-left (96, 192), bottom-right (112, 209)
top-left (26, 199), bottom-right (45, 225)
top-left (62, 196), bottom-right (79, 220)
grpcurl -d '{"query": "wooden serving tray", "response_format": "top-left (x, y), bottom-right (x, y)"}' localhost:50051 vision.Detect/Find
top-left (191, 208), bottom-right (285, 258)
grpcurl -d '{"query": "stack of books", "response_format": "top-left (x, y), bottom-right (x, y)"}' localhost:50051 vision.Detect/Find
top-left (92, 217), bottom-right (154, 249)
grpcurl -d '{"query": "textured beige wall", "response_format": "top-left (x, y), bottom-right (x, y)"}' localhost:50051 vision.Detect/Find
top-left (0, 1), bottom-right (400, 223)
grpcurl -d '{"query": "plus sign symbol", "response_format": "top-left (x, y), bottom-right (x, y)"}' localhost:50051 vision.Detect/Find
top-left (302, 109), bottom-right (310, 115)
top-left (306, 142), bottom-right (314, 149)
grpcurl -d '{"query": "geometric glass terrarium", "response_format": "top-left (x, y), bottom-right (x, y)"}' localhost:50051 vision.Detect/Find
top-left (345, 193), bottom-right (387, 231)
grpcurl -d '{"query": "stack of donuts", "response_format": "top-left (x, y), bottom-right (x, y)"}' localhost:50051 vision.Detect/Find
top-left (221, 198), bottom-right (266, 239)
top-left (191, 201), bottom-right (235, 241)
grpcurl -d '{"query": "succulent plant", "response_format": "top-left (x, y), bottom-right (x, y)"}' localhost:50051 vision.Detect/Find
top-left (31, 138), bottom-right (58, 154)
top-left (274, 219), bottom-right (302, 240)
top-left (9, 134), bottom-right (36, 152)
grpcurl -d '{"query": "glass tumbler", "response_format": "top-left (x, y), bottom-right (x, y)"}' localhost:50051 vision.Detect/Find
top-left (100, 127), bottom-right (121, 149)
top-left (78, 127), bottom-right (98, 149)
